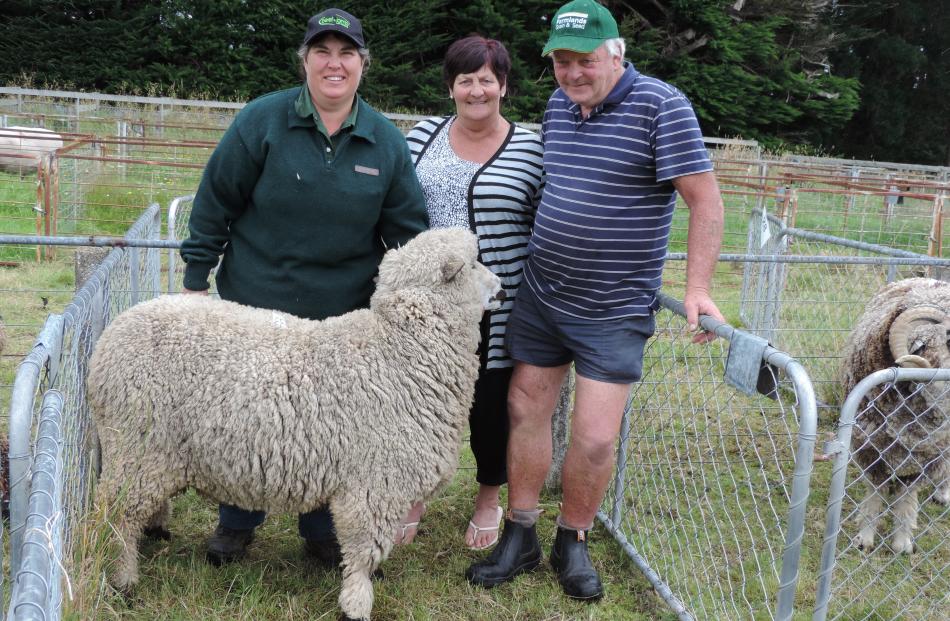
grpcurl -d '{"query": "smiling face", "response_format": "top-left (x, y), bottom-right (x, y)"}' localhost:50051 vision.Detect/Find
top-left (303, 33), bottom-right (364, 113)
top-left (551, 44), bottom-right (623, 116)
top-left (450, 63), bottom-right (505, 124)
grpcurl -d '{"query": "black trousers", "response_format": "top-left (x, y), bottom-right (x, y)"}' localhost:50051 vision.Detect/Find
top-left (471, 314), bottom-right (513, 486)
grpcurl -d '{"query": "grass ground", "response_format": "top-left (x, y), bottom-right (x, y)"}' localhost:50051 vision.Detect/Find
top-left (66, 452), bottom-right (674, 621)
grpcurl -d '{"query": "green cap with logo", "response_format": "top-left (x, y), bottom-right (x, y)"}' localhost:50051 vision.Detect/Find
top-left (542, 0), bottom-right (620, 56)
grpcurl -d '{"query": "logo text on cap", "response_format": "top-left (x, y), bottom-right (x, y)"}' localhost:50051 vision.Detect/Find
top-left (555, 11), bottom-right (589, 30)
top-left (318, 15), bottom-right (351, 28)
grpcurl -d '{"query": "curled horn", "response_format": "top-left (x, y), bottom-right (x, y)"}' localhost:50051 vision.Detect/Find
top-left (888, 305), bottom-right (949, 368)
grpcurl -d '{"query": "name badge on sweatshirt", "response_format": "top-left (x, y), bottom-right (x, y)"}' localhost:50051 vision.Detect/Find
top-left (354, 165), bottom-right (379, 176)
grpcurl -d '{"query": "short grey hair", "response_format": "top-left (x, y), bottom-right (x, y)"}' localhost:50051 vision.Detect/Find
top-left (603, 37), bottom-right (626, 60)
top-left (545, 37), bottom-right (626, 61)
top-left (296, 39), bottom-right (372, 72)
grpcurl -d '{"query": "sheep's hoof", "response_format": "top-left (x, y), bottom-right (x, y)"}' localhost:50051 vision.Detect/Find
top-left (143, 526), bottom-right (171, 541)
top-left (110, 574), bottom-right (137, 599)
top-left (854, 533), bottom-right (874, 552)
top-left (338, 616), bottom-right (368, 621)
top-left (891, 537), bottom-right (915, 555)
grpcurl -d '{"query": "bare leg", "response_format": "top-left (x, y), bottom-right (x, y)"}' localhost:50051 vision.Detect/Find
top-left (394, 501), bottom-right (426, 545)
top-left (559, 376), bottom-right (631, 528)
top-left (507, 362), bottom-right (571, 511)
top-left (465, 484), bottom-right (502, 548)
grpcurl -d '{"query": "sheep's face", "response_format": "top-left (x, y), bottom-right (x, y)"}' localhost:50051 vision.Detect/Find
top-left (888, 303), bottom-right (950, 418)
top-left (374, 228), bottom-right (503, 314)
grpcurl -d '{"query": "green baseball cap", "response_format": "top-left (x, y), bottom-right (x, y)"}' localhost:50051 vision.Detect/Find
top-left (542, 0), bottom-right (619, 56)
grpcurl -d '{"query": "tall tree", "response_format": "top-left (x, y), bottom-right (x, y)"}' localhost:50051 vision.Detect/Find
top-left (611, 0), bottom-right (860, 148)
top-left (829, 0), bottom-right (950, 165)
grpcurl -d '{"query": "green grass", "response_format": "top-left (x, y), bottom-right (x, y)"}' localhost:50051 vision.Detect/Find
top-left (68, 456), bottom-right (673, 621)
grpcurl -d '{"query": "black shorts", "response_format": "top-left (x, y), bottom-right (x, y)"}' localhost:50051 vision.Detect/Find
top-left (505, 283), bottom-right (655, 384)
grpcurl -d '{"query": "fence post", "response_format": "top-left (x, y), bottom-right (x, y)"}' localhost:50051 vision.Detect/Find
top-left (843, 167), bottom-right (859, 230)
top-left (150, 204), bottom-right (162, 296)
top-left (928, 194), bottom-right (944, 258)
top-left (613, 399), bottom-right (632, 526)
top-left (7, 315), bottom-right (64, 573)
top-left (8, 390), bottom-right (64, 621)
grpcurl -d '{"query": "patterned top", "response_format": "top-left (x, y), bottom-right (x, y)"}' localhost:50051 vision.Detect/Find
top-left (414, 118), bottom-right (480, 229)
top-left (524, 62), bottom-right (713, 320)
top-left (407, 116), bottom-right (544, 369)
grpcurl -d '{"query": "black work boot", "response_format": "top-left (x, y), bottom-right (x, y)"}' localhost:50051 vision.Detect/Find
top-left (205, 525), bottom-right (255, 566)
top-left (466, 519), bottom-right (542, 587)
top-left (303, 537), bottom-right (343, 568)
top-left (550, 525), bottom-right (603, 600)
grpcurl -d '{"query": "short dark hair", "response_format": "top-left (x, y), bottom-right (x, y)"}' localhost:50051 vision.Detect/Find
top-left (442, 36), bottom-right (511, 90)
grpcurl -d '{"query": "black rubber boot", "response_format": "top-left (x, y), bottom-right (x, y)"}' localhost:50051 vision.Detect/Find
top-left (465, 519), bottom-right (542, 587)
top-left (550, 525), bottom-right (603, 600)
top-left (205, 525), bottom-right (254, 566)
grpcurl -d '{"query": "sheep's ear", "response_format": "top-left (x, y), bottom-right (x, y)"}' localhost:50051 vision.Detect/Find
top-left (441, 257), bottom-right (465, 283)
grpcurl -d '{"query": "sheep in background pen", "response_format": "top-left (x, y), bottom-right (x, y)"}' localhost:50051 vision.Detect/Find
top-left (87, 228), bottom-right (503, 621)
top-left (839, 277), bottom-right (950, 554)
top-left (0, 126), bottom-right (63, 175)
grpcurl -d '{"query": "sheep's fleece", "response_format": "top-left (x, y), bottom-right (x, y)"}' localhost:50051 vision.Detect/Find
top-left (839, 277), bottom-right (950, 554)
top-left (87, 228), bottom-right (501, 621)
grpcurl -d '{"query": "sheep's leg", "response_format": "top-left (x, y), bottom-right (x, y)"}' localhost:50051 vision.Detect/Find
top-left (331, 494), bottom-right (399, 621)
top-left (891, 483), bottom-right (919, 554)
top-left (143, 500), bottom-right (172, 540)
top-left (934, 461), bottom-right (950, 505)
top-left (934, 479), bottom-right (950, 505)
top-left (95, 451), bottom-right (181, 592)
top-left (855, 478), bottom-right (884, 551)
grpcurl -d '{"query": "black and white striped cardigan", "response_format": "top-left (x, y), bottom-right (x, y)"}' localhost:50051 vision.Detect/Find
top-left (407, 116), bottom-right (544, 369)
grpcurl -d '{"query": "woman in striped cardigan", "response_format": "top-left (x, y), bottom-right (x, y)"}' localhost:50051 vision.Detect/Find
top-left (401, 35), bottom-right (544, 550)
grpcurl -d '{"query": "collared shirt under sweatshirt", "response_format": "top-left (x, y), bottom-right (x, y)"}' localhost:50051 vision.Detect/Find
top-left (181, 85), bottom-right (428, 320)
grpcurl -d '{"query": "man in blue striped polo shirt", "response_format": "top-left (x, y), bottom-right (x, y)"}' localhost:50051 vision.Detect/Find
top-left (467, 0), bottom-right (725, 601)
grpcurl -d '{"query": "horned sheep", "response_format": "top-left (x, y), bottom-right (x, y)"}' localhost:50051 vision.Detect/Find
top-left (87, 228), bottom-right (502, 621)
top-left (0, 126), bottom-right (63, 175)
top-left (839, 277), bottom-right (950, 554)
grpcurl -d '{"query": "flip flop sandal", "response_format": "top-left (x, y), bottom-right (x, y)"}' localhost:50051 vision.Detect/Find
top-left (396, 520), bottom-right (421, 544)
top-left (466, 505), bottom-right (504, 551)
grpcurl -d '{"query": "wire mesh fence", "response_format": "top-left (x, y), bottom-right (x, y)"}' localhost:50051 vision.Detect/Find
top-left (815, 368), bottom-right (950, 621)
top-left (599, 293), bottom-right (818, 620)
top-left (5, 204), bottom-right (164, 619)
top-left (738, 208), bottom-right (950, 411)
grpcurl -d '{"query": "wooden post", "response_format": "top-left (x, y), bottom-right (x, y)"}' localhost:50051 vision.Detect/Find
top-left (42, 155), bottom-right (53, 261)
top-left (777, 185), bottom-right (791, 221)
top-left (34, 161), bottom-right (42, 263)
top-left (929, 194), bottom-right (944, 258)
top-left (49, 156), bottom-right (58, 260)
top-left (843, 166), bottom-right (858, 231)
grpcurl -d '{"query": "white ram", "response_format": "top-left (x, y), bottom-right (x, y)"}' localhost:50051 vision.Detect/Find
top-left (87, 228), bottom-right (502, 620)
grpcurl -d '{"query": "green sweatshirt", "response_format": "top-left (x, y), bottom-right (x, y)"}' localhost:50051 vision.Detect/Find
top-left (181, 86), bottom-right (428, 320)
